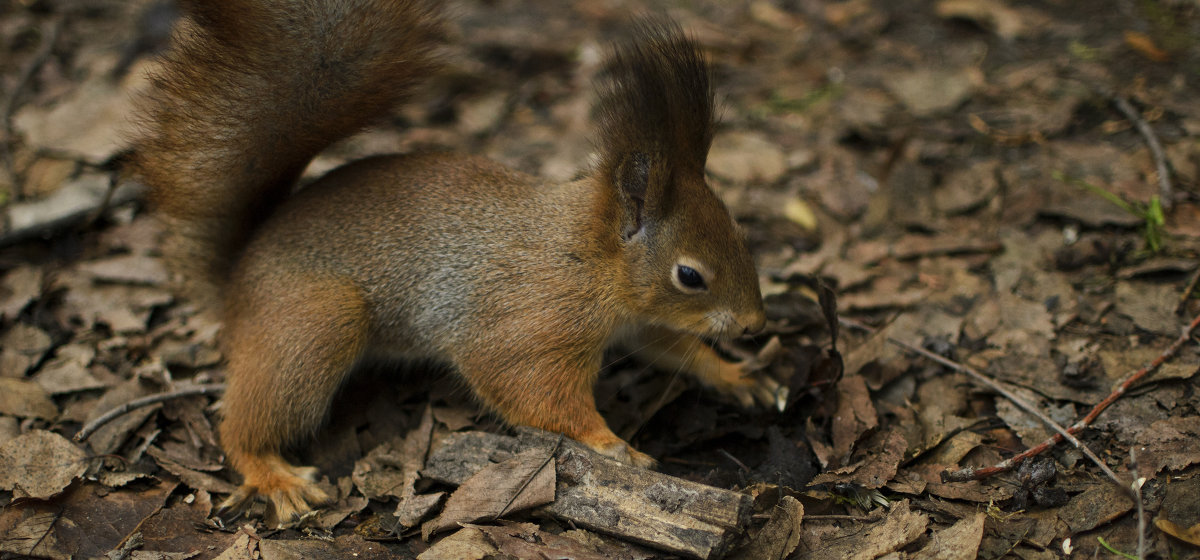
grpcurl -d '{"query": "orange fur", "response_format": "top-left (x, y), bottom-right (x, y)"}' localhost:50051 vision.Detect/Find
top-left (131, 1), bottom-right (771, 524)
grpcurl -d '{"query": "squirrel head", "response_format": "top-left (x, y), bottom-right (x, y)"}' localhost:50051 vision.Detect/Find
top-left (594, 20), bottom-right (765, 339)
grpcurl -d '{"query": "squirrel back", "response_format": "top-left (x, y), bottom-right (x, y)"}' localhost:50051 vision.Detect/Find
top-left (130, 0), bottom-right (444, 306)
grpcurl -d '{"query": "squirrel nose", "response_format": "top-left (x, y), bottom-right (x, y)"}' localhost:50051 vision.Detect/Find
top-left (742, 311), bottom-right (766, 335)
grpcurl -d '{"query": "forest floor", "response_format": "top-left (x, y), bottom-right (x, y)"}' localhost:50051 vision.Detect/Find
top-left (1, 0), bottom-right (1199, 558)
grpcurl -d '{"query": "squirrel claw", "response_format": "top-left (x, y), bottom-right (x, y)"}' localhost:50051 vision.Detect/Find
top-left (217, 462), bottom-right (331, 528)
top-left (591, 439), bottom-right (657, 469)
top-left (711, 336), bottom-right (788, 412)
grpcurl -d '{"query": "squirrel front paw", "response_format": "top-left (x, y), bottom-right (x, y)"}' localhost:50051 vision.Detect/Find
top-left (712, 336), bottom-right (788, 412)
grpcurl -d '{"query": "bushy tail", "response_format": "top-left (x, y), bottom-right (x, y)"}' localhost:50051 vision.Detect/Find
top-left (130, 0), bottom-right (444, 306)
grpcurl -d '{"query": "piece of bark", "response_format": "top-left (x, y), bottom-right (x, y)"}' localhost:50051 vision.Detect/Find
top-left (520, 428), bottom-right (752, 560)
top-left (423, 429), bottom-right (754, 560)
top-left (421, 431), bottom-right (520, 486)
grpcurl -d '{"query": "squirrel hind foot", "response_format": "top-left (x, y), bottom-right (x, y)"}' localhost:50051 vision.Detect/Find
top-left (584, 435), bottom-right (657, 469)
top-left (218, 453), bottom-right (331, 527)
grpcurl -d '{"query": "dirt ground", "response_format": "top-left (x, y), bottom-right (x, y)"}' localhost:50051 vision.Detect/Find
top-left (1, 0), bottom-right (1199, 558)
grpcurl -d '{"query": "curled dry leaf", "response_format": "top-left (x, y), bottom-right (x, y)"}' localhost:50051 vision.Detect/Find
top-left (729, 495), bottom-right (804, 560)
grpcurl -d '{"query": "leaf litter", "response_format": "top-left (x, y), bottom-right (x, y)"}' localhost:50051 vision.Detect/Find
top-left (2, 0), bottom-right (1200, 558)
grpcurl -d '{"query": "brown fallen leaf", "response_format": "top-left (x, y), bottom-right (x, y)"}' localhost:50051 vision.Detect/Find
top-left (0, 377), bottom-right (59, 420)
top-left (707, 131), bottom-right (787, 184)
top-left (417, 526), bottom-right (496, 560)
top-left (353, 404), bottom-right (433, 502)
top-left (829, 374), bottom-right (878, 466)
top-left (259, 534), bottom-right (396, 560)
top-left (1156, 518), bottom-right (1200, 547)
top-left (421, 446), bottom-right (556, 538)
top-left (395, 492), bottom-right (445, 528)
top-left (935, 0), bottom-right (1026, 39)
top-left (1, 322), bottom-right (52, 375)
top-left (0, 510), bottom-right (63, 559)
top-left (210, 525), bottom-right (259, 560)
top-left (912, 512), bottom-right (986, 560)
top-left (34, 344), bottom-right (105, 395)
top-left (0, 266), bottom-right (43, 320)
top-left (147, 446), bottom-right (237, 495)
top-left (1124, 30), bottom-right (1169, 62)
top-left (78, 254), bottom-right (169, 286)
top-left (1135, 416), bottom-right (1200, 474)
top-left (1056, 483), bottom-right (1134, 534)
top-left (730, 495), bottom-right (804, 560)
top-left (0, 430), bottom-right (88, 499)
top-left (0, 480), bottom-right (178, 558)
top-left (465, 521), bottom-right (618, 560)
top-left (802, 500), bottom-right (929, 560)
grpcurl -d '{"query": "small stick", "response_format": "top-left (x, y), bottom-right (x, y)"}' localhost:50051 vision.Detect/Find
top-left (75, 384), bottom-right (226, 443)
top-left (1130, 447), bottom-right (1146, 560)
top-left (717, 448), bottom-right (750, 473)
top-left (887, 337), bottom-right (1121, 485)
top-left (1109, 94), bottom-right (1173, 209)
top-left (1177, 266), bottom-right (1200, 315)
top-left (944, 310), bottom-right (1200, 481)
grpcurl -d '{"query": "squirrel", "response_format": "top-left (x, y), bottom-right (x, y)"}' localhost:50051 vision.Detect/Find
top-left (131, 0), bottom-right (781, 523)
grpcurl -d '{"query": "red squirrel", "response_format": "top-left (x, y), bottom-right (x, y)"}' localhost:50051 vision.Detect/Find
top-left (131, 0), bottom-right (781, 523)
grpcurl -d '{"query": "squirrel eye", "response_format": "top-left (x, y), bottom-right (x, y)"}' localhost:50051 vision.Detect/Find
top-left (675, 265), bottom-right (706, 290)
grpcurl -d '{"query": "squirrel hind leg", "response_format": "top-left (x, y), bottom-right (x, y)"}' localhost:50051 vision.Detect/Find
top-left (456, 350), bottom-right (657, 469)
top-left (217, 272), bottom-right (370, 524)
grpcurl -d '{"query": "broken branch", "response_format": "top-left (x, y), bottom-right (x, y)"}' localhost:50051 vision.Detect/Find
top-left (886, 337), bottom-right (1121, 485)
top-left (941, 310), bottom-right (1200, 482)
top-left (75, 383), bottom-right (226, 443)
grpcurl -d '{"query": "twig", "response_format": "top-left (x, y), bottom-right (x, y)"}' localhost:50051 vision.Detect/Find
top-left (75, 384), bottom-right (226, 443)
top-left (943, 310), bottom-right (1200, 482)
top-left (887, 337), bottom-right (1122, 485)
top-left (1109, 94), bottom-right (1173, 209)
top-left (718, 448), bottom-right (750, 473)
top-left (801, 514), bottom-right (879, 522)
top-left (1177, 266), bottom-right (1200, 316)
top-left (106, 531), bottom-right (143, 560)
top-left (30, 510), bottom-right (63, 555)
top-left (1130, 447), bottom-right (1146, 560)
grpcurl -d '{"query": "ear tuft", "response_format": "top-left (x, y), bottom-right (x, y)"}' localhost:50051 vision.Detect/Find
top-left (593, 19), bottom-right (714, 191)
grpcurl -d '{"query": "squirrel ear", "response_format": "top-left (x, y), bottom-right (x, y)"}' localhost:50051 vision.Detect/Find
top-left (615, 152), bottom-right (671, 240)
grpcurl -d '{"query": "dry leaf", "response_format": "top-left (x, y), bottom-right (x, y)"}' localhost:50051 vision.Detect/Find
top-left (708, 131), bottom-right (787, 184)
top-left (935, 0), bottom-right (1026, 39)
top-left (0, 430), bottom-right (88, 499)
top-left (1156, 518), bottom-right (1200, 547)
top-left (730, 496), bottom-right (804, 560)
top-left (0, 377), bottom-right (59, 420)
top-left (421, 447), bottom-right (556, 538)
top-left (416, 526), bottom-right (496, 560)
top-left (912, 512), bottom-right (986, 560)
top-left (1124, 30), bottom-right (1169, 62)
